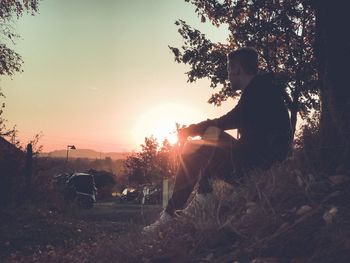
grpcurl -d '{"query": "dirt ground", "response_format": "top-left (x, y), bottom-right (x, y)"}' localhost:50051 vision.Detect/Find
top-left (0, 201), bottom-right (162, 262)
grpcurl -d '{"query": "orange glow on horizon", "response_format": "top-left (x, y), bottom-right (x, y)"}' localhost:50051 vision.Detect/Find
top-left (132, 103), bottom-right (205, 147)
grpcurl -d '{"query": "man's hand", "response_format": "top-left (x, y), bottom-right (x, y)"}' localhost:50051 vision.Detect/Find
top-left (177, 121), bottom-right (210, 143)
top-left (177, 126), bottom-right (192, 143)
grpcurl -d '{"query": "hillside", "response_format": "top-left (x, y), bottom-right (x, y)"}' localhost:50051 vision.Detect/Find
top-left (39, 149), bottom-right (129, 160)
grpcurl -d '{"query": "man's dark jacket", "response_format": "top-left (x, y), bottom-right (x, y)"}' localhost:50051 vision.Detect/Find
top-left (188, 73), bottom-right (292, 168)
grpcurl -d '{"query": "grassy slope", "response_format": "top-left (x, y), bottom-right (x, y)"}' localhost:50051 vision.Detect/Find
top-left (2, 159), bottom-right (350, 263)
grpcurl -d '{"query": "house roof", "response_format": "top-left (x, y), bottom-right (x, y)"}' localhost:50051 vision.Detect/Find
top-left (0, 136), bottom-right (24, 159)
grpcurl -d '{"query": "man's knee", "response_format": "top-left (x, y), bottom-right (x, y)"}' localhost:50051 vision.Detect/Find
top-left (201, 126), bottom-right (222, 141)
top-left (181, 140), bottom-right (209, 156)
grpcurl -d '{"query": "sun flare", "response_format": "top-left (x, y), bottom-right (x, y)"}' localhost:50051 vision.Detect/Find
top-left (132, 103), bottom-right (204, 147)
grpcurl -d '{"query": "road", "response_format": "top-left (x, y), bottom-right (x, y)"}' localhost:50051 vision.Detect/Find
top-left (72, 201), bottom-right (162, 225)
top-left (0, 201), bottom-right (162, 262)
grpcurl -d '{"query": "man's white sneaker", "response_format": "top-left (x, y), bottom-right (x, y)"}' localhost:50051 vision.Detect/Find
top-left (142, 211), bottom-right (174, 234)
top-left (176, 193), bottom-right (216, 218)
top-left (176, 193), bottom-right (219, 230)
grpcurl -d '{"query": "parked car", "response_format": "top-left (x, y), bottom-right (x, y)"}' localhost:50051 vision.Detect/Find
top-left (53, 172), bottom-right (97, 209)
top-left (120, 187), bottom-right (140, 203)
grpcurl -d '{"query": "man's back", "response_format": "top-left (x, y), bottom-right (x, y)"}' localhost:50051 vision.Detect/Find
top-left (238, 74), bottom-right (291, 143)
top-left (204, 73), bottom-right (292, 167)
top-left (237, 73), bottom-right (292, 165)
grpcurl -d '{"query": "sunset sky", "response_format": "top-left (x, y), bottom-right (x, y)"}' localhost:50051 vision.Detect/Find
top-left (1, 0), bottom-right (236, 152)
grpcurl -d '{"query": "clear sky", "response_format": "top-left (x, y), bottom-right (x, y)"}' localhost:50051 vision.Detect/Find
top-left (1, 0), bottom-right (235, 152)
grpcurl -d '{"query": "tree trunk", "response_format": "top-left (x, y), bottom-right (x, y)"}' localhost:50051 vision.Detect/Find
top-left (290, 103), bottom-right (298, 140)
top-left (313, 1), bottom-right (350, 173)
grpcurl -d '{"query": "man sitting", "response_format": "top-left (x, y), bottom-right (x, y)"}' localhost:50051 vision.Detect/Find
top-left (143, 47), bottom-right (292, 232)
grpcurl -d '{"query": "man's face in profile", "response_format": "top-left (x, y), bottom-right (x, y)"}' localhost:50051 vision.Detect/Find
top-left (227, 60), bottom-right (241, 91)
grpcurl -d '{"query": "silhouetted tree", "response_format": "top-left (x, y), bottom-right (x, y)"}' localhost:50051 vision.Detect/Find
top-left (312, 1), bottom-right (349, 173)
top-left (0, 0), bottom-right (40, 138)
top-left (124, 136), bottom-right (176, 185)
top-left (88, 169), bottom-right (116, 189)
top-left (158, 139), bottom-right (177, 178)
top-left (0, 0), bottom-right (39, 77)
top-left (125, 136), bottom-right (158, 185)
top-left (124, 154), bottom-right (146, 185)
top-left (170, 0), bottom-right (318, 137)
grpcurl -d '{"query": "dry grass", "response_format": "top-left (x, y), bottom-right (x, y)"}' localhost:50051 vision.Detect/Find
top-left (128, 159), bottom-right (350, 263)
top-left (3, 157), bottom-right (350, 263)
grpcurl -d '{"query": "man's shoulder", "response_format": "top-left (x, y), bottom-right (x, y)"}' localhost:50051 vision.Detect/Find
top-left (254, 72), bottom-right (275, 85)
top-left (253, 72), bottom-right (286, 92)
top-left (246, 73), bottom-right (274, 95)
top-left (244, 73), bottom-right (285, 103)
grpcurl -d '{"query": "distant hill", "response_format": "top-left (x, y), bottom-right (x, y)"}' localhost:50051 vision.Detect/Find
top-left (39, 149), bottom-right (129, 160)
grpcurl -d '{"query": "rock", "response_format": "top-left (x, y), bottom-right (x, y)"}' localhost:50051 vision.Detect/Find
top-left (323, 206), bottom-right (338, 224)
top-left (296, 205), bottom-right (312, 216)
top-left (246, 201), bottom-right (257, 214)
top-left (246, 201), bottom-right (257, 208)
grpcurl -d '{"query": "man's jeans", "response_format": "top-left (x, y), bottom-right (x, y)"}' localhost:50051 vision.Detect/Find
top-left (165, 128), bottom-right (240, 215)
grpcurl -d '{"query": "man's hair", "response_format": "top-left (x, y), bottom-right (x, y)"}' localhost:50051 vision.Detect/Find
top-left (228, 47), bottom-right (258, 75)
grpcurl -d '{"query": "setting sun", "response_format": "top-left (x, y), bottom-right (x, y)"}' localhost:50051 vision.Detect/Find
top-left (132, 103), bottom-right (205, 147)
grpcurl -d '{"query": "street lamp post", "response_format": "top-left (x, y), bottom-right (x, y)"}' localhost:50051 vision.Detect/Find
top-left (66, 145), bottom-right (76, 162)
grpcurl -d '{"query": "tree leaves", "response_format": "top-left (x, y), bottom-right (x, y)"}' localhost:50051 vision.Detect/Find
top-left (124, 137), bottom-right (176, 185)
top-left (0, 1), bottom-right (39, 77)
top-left (170, 0), bottom-right (319, 135)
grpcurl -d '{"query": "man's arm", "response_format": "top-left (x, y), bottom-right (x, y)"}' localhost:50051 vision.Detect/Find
top-left (178, 101), bottom-right (244, 140)
top-left (213, 101), bottom-right (244, 130)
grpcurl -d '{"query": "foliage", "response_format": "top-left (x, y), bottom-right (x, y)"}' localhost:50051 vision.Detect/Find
top-left (124, 136), bottom-right (177, 185)
top-left (0, 0), bottom-right (40, 143)
top-left (170, 0), bottom-right (319, 135)
top-left (0, 91), bottom-right (16, 138)
top-left (0, 0), bottom-right (39, 77)
top-left (87, 169), bottom-right (116, 189)
top-left (294, 111), bottom-right (324, 173)
top-left (87, 169), bottom-right (116, 200)
top-left (26, 132), bottom-right (43, 155)
top-left (0, 0), bottom-right (42, 191)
